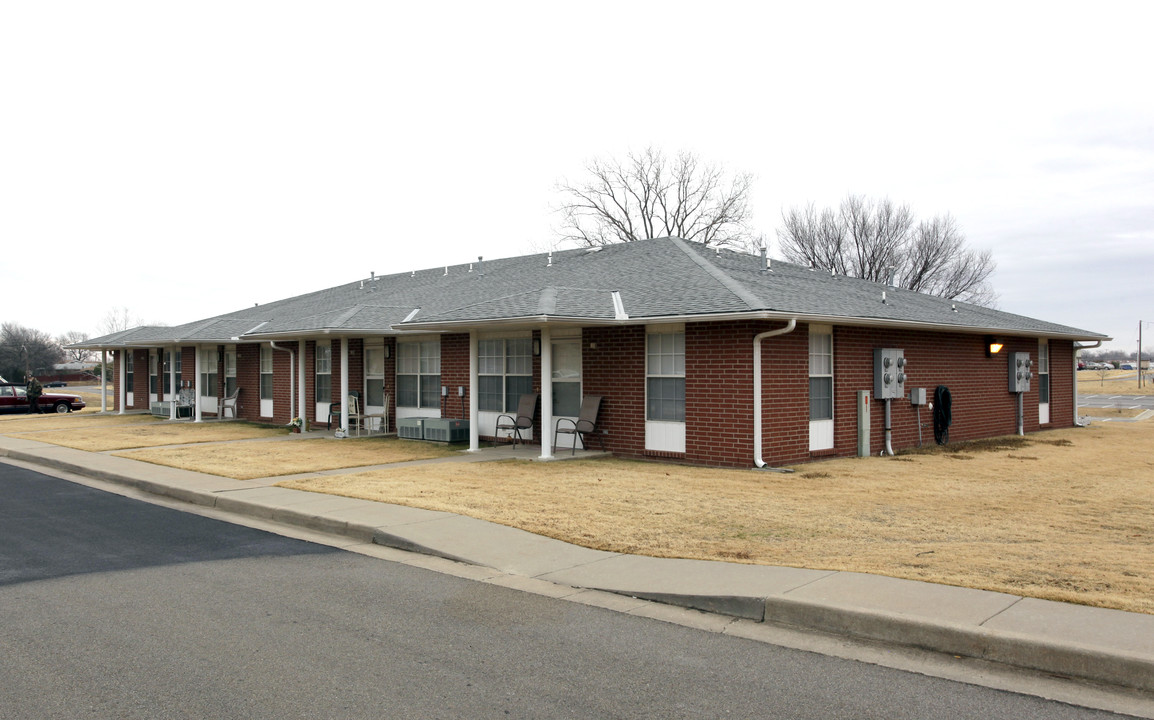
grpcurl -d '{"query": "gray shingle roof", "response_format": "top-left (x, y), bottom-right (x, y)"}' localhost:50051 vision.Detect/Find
top-left (76, 237), bottom-right (1107, 347)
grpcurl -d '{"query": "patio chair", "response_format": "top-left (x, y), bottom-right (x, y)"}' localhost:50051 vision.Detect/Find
top-left (220, 387), bottom-right (240, 418)
top-left (494, 393), bottom-right (539, 448)
top-left (327, 390), bottom-right (361, 430)
top-left (553, 395), bottom-right (605, 455)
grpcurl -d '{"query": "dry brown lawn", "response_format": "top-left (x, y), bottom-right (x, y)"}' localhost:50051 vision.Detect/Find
top-left (116, 436), bottom-right (461, 480)
top-left (0, 412), bottom-right (159, 431)
top-left (10, 420), bottom-right (287, 451)
top-left (280, 422), bottom-right (1153, 614)
top-left (1079, 370), bottom-right (1154, 395)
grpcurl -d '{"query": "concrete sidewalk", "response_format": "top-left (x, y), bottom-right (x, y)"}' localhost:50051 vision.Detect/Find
top-left (1, 431), bottom-right (1152, 696)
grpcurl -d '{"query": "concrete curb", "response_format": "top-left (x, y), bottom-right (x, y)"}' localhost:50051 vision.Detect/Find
top-left (761, 595), bottom-right (1154, 693)
top-left (3, 443), bottom-right (1153, 695)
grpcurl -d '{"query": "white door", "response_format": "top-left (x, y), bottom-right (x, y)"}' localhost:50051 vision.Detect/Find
top-left (551, 339), bottom-right (582, 450)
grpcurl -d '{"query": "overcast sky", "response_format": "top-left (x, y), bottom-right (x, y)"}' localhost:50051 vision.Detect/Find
top-left (3, 1), bottom-right (1151, 353)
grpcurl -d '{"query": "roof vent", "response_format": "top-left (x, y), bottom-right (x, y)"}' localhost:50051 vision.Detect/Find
top-left (952, 303), bottom-right (958, 312)
top-left (881, 290), bottom-right (888, 305)
top-left (584, 246), bottom-right (603, 254)
top-left (443, 265), bottom-right (448, 276)
top-left (477, 256), bottom-right (484, 276)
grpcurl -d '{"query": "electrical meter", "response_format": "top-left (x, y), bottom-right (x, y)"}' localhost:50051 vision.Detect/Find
top-left (873, 348), bottom-right (907, 400)
top-left (1009, 352), bottom-right (1032, 393)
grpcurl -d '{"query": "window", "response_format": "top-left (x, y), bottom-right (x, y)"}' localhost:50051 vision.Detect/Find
top-left (397, 340), bottom-right (440, 408)
top-left (365, 344), bottom-right (385, 407)
top-left (314, 342), bottom-right (331, 403)
top-left (809, 330), bottom-right (833, 421)
top-left (646, 330), bottom-right (685, 422)
top-left (149, 352), bottom-right (158, 394)
top-left (200, 348), bottom-right (218, 397)
top-left (125, 352), bottom-right (134, 392)
top-left (261, 345), bottom-right (274, 401)
top-left (1038, 341), bottom-right (1050, 404)
top-left (162, 351), bottom-right (182, 394)
top-left (224, 346), bottom-right (237, 397)
top-left (478, 337), bottom-right (532, 412)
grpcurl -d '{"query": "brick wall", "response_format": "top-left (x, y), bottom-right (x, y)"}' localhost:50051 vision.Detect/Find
top-left (103, 326), bottom-right (1082, 467)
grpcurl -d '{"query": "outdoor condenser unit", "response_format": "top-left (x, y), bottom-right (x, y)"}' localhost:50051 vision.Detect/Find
top-left (423, 418), bottom-right (469, 443)
top-left (397, 417), bottom-right (425, 440)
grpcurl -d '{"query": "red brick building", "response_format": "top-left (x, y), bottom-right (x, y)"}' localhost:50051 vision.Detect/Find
top-left (78, 238), bottom-right (1107, 468)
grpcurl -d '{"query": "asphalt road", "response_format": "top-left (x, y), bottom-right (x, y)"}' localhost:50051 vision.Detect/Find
top-left (1077, 393), bottom-right (1154, 410)
top-left (0, 464), bottom-right (1134, 719)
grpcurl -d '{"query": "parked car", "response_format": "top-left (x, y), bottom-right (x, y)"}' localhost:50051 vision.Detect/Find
top-left (1121, 363), bottom-right (1134, 370)
top-left (0, 384), bottom-right (86, 414)
top-left (45, 380), bottom-right (68, 387)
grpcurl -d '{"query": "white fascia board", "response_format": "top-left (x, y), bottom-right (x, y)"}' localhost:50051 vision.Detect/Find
top-left (394, 310), bottom-right (1110, 342)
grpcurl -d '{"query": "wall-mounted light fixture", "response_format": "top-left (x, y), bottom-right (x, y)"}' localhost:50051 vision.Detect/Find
top-left (985, 335), bottom-right (1004, 357)
top-left (383, 344), bottom-right (391, 359)
top-left (532, 339), bottom-right (541, 356)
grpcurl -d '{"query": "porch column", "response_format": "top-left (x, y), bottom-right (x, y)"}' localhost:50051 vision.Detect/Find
top-left (340, 337), bottom-right (350, 435)
top-left (468, 331), bottom-right (479, 452)
top-left (117, 349), bottom-right (126, 415)
top-left (100, 349), bottom-right (108, 412)
top-left (193, 345), bottom-right (203, 422)
top-left (298, 340), bottom-right (307, 427)
top-left (539, 326), bottom-right (553, 460)
top-left (168, 346), bottom-right (177, 420)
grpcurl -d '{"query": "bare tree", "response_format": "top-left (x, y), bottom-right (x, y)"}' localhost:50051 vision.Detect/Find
top-left (555, 147), bottom-right (756, 249)
top-left (777, 195), bottom-right (997, 306)
top-left (1, 323), bottom-right (64, 381)
top-left (101, 306), bottom-right (141, 336)
top-left (58, 331), bottom-right (94, 363)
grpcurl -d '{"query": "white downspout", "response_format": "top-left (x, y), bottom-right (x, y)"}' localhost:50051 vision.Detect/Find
top-left (298, 340), bottom-right (307, 427)
top-left (269, 341), bottom-right (296, 424)
top-left (753, 319), bottom-right (797, 469)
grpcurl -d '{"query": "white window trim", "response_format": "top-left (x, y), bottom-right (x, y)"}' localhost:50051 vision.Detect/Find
top-left (478, 337), bottom-right (533, 413)
top-left (645, 324), bottom-right (686, 453)
top-left (396, 337), bottom-right (441, 410)
top-left (809, 324), bottom-right (834, 452)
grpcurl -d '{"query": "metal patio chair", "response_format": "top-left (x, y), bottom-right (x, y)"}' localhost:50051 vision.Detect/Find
top-left (553, 395), bottom-right (605, 455)
top-left (494, 393), bottom-right (539, 448)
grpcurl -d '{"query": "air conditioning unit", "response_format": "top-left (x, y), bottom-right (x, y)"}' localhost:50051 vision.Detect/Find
top-left (397, 417), bottom-right (424, 440)
top-left (423, 418), bottom-right (469, 443)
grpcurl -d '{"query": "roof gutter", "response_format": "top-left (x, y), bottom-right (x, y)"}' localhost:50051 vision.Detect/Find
top-left (394, 311), bottom-right (1109, 343)
top-left (753, 319), bottom-right (798, 470)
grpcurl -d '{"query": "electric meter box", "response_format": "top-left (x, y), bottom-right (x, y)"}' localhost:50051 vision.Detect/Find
top-left (873, 348), bottom-right (907, 400)
top-left (1009, 352), bottom-right (1033, 393)
top-left (909, 387), bottom-right (927, 405)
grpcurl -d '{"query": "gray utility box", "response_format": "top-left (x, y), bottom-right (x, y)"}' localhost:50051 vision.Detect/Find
top-left (397, 417), bottom-right (425, 440)
top-left (1009, 352), bottom-right (1033, 393)
top-left (873, 348), bottom-right (908, 400)
top-left (423, 418), bottom-right (469, 443)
